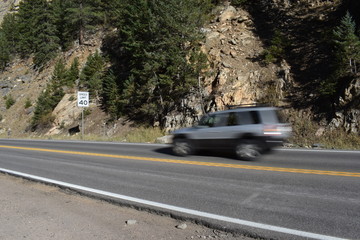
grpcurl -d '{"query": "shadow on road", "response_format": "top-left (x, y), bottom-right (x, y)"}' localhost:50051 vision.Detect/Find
top-left (153, 147), bottom-right (255, 161)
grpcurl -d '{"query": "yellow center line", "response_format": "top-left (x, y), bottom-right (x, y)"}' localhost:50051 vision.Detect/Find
top-left (1, 145), bottom-right (360, 178)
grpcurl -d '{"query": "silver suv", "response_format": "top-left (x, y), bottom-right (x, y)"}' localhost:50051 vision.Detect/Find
top-left (171, 106), bottom-right (292, 160)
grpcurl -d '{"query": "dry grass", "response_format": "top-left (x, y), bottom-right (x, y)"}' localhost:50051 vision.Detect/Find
top-left (289, 116), bottom-right (360, 150)
top-left (2, 126), bottom-right (166, 144)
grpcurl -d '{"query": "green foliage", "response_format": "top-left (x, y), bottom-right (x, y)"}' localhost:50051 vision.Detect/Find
top-left (262, 30), bottom-right (288, 64)
top-left (16, 0), bottom-right (38, 56)
top-left (24, 98), bottom-right (32, 108)
top-left (51, 0), bottom-right (77, 50)
top-left (102, 71), bottom-right (121, 120)
top-left (0, 14), bottom-right (17, 49)
top-left (320, 12), bottom-right (360, 98)
top-left (32, 1), bottom-right (61, 69)
top-left (0, 32), bottom-right (10, 71)
top-left (332, 11), bottom-right (360, 76)
top-left (64, 0), bottom-right (103, 45)
top-left (114, 0), bottom-right (211, 125)
top-left (31, 58), bottom-right (79, 130)
top-left (80, 51), bottom-right (106, 97)
top-left (65, 57), bottom-right (80, 87)
top-left (4, 95), bottom-right (15, 109)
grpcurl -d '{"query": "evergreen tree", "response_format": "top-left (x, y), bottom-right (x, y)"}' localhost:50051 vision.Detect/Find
top-left (51, 0), bottom-right (76, 50)
top-left (31, 59), bottom-right (67, 129)
top-left (16, 0), bottom-right (38, 56)
top-left (0, 32), bottom-right (10, 71)
top-left (65, 58), bottom-right (80, 87)
top-left (32, 0), bottom-right (61, 69)
top-left (102, 71), bottom-right (120, 120)
top-left (333, 11), bottom-right (360, 76)
top-left (116, 0), bottom-right (211, 125)
top-left (80, 51), bottom-right (106, 97)
top-left (65, 0), bottom-right (103, 45)
top-left (98, 0), bottom-right (122, 28)
top-left (0, 13), bottom-right (18, 55)
top-left (321, 12), bottom-right (360, 97)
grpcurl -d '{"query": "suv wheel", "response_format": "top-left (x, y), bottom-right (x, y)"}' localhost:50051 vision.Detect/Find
top-left (235, 140), bottom-right (261, 160)
top-left (172, 138), bottom-right (193, 156)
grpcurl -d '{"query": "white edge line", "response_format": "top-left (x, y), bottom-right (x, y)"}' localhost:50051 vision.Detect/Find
top-left (0, 167), bottom-right (348, 240)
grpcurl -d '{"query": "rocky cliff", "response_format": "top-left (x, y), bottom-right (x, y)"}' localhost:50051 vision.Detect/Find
top-left (163, 4), bottom-right (293, 132)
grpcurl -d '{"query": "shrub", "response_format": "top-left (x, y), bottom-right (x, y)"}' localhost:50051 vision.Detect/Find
top-left (24, 98), bottom-right (32, 108)
top-left (5, 95), bottom-right (15, 109)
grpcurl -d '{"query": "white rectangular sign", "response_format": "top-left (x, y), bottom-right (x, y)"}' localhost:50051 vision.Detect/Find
top-left (77, 91), bottom-right (89, 107)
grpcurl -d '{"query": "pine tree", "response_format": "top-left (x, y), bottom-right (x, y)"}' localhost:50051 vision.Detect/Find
top-left (51, 0), bottom-right (75, 50)
top-left (116, 0), bottom-right (211, 125)
top-left (80, 51), bottom-right (106, 97)
top-left (0, 13), bottom-right (18, 55)
top-left (31, 60), bottom-right (67, 129)
top-left (98, 0), bottom-right (122, 28)
top-left (102, 71), bottom-right (120, 120)
top-left (333, 11), bottom-right (360, 76)
top-left (16, 0), bottom-right (38, 56)
top-left (65, 0), bottom-right (102, 45)
top-left (321, 12), bottom-right (360, 97)
top-left (65, 58), bottom-right (80, 87)
top-left (32, 0), bottom-right (61, 69)
top-left (0, 32), bottom-right (10, 70)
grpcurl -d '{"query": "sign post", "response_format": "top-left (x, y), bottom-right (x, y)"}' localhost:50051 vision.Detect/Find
top-left (77, 91), bottom-right (89, 139)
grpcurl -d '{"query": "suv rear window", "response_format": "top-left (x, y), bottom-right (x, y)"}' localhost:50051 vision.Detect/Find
top-left (259, 110), bottom-right (282, 124)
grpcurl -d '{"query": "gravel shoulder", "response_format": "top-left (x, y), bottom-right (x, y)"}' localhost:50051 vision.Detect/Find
top-left (0, 173), bottom-right (253, 240)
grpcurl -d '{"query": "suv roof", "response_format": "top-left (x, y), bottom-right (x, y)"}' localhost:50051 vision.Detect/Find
top-left (206, 105), bottom-right (279, 115)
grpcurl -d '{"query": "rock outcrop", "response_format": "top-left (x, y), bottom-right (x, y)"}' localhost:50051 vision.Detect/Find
top-left (163, 4), bottom-right (294, 132)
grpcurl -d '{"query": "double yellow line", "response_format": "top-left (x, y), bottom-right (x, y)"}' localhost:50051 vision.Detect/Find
top-left (1, 145), bottom-right (360, 178)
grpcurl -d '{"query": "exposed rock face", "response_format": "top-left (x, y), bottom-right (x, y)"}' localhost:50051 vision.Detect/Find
top-left (163, 4), bottom-right (293, 132)
top-left (329, 77), bottom-right (360, 133)
top-left (46, 93), bottom-right (82, 136)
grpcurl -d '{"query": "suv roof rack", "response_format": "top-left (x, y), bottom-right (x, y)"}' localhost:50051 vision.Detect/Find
top-left (226, 103), bottom-right (268, 109)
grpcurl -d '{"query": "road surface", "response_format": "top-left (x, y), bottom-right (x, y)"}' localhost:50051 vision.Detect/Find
top-left (0, 139), bottom-right (359, 239)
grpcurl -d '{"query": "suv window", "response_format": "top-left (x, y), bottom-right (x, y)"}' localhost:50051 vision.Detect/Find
top-left (198, 114), bottom-right (229, 127)
top-left (236, 111), bottom-right (259, 125)
top-left (259, 110), bottom-right (281, 124)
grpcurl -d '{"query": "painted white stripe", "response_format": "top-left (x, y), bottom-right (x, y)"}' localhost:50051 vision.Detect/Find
top-left (279, 148), bottom-right (360, 154)
top-left (0, 167), bottom-right (347, 240)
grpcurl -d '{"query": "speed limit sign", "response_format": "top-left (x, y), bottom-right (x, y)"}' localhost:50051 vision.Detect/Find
top-left (77, 91), bottom-right (89, 107)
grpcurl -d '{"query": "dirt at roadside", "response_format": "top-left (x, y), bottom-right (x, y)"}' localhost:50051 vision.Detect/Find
top-left (0, 174), bottom-right (253, 240)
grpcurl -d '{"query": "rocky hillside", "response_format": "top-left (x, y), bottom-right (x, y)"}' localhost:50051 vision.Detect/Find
top-left (0, 0), bottom-right (359, 144)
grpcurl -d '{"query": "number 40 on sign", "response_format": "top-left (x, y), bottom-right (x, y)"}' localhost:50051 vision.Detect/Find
top-left (77, 91), bottom-right (89, 107)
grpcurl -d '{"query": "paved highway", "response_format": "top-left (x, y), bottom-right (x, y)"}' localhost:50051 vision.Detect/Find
top-left (0, 139), bottom-right (359, 240)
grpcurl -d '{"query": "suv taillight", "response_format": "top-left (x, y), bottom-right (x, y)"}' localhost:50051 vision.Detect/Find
top-left (263, 124), bottom-right (291, 136)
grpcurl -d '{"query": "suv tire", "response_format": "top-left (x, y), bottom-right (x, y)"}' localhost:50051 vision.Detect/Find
top-left (235, 140), bottom-right (261, 160)
top-left (172, 138), bottom-right (193, 156)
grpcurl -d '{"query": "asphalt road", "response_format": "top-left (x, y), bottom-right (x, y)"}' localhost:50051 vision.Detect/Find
top-left (0, 139), bottom-right (359, 240)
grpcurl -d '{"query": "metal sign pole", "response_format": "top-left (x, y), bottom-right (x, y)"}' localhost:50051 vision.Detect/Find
top-left (77, 91), bottom-right (89, 140)
top-left (81, 108), bottom-right (84, 140)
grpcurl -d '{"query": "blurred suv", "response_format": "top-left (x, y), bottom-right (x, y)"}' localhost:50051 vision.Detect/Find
top-left (171, 105), bottom-right (292, 160)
